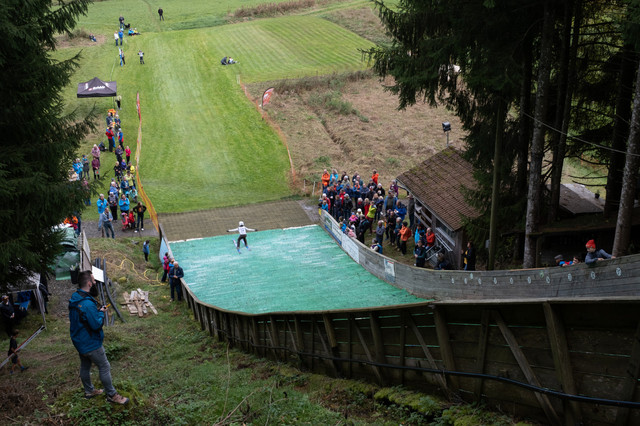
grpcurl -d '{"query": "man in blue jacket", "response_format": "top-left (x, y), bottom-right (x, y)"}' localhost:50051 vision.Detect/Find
top-left (170, 261), bottom-right (184, 301)
top-left (69, 271), bottom-right (129, 404)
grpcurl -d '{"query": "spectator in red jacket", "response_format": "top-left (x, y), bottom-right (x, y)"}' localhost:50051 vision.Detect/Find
top-left (105, 128), bottom-right (115, 152)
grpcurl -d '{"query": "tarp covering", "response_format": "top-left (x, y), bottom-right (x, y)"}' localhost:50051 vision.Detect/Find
top-left (54, 226), bottom-right (79, 280)
top-left (77, 77), bottom-right (117, 98)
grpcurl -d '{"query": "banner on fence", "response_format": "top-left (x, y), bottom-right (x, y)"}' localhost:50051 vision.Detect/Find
top-left (342, 234), bottom-right (360, 263)
top-left (261, 87), bottom-right (274, 108)
top-left (384, 259), bottom-right (396, 283)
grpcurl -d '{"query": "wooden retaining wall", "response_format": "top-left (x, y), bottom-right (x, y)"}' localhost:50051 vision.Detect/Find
top-left (161, 220), bottom-right (640, 424)
top-left (180, 287), bottom-right (640, 425)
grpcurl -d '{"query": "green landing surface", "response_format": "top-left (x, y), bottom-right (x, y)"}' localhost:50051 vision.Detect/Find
top-left (169, 225), bottom-right (426, 314)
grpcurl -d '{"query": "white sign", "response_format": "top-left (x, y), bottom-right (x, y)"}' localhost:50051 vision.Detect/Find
top-left (342, 236), bottom-right (360, 263)
top-left (92, 266), bottom-right (105, 283)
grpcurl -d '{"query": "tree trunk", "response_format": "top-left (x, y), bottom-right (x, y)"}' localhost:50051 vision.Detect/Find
top-left (523, 1), bottom-right (555, 268)
top-left (613, 60), bottom-right (640, 256)
top-left (548, 0), bottom-right (575, 222)
top-left (604, 46), bottom-right (637, 218)
top-left (488, 99), bottom-right (506, 270)
top-left (516, 35), bottom-right (533, 200)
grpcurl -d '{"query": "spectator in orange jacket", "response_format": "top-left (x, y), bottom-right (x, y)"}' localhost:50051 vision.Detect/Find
top-left (64, 215), bottom-right (79, 230)
top-left (425, 228), bottom-right (436, 249)
top-left (398, 221), bottom-right (412, 255)
top-left (371, 169), bottom-right (379, 185)
top-left (321, 169), bottom-right (330, 190)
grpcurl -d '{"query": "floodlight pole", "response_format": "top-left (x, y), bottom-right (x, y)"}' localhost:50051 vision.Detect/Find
top-left (442, 121), bottom-right (452, 147)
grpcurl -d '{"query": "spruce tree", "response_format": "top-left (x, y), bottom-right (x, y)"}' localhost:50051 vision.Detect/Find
top-left (0, 0), bottom-right (93, 290)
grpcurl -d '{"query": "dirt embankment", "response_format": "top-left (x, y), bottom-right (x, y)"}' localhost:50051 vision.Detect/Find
top-left (247, 75), bottom-right (465, 192)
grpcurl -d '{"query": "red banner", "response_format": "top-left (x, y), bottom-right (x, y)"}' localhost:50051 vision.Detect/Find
top-left (261, 87), bottom-right (275, 108)
top-left (136, 92), bottom-right (141, 120)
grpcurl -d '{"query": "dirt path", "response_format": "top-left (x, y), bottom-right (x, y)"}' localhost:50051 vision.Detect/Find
top-left (158, 200), bottom-right (318, 241)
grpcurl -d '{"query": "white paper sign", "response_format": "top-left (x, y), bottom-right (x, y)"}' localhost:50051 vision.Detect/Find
top-left (92, 266), bottom-right (105, 283)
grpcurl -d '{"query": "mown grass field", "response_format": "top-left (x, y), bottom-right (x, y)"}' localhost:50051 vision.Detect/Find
top-left (55, 0), bottom-right (373, 215)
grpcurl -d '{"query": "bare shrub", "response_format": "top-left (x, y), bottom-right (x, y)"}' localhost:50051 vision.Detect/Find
top-left (235, 0), bottom-right (319, 18)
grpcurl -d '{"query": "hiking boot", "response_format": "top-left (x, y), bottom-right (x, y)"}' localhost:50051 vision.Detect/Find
top-left (85, 388), bottom-right (104, 399)
top-left (107, 393), bottom-right (129, 405)
top-left (20, 366), bottom-right (29, 372)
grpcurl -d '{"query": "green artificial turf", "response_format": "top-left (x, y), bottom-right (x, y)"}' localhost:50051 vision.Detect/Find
top-left (55, 1), bottom-right (373, 215)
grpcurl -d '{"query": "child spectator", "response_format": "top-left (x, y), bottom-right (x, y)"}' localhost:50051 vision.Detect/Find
top-left (371, 238), bottom-right (383, 254)
top-left (434, 253), bottom-right (453, 270)
top-left (138, 50), bottom-right (144, 64)
top-left (91, 156), bottom-right (100, 180)
top-left (414, 240), bottom-right (427, 267)
top-left (143, 240), bottom-right (150, 262)
top-left (7, 329), bottom-right (28, 374)
top-left (161, 253), bottom-right (170, 282)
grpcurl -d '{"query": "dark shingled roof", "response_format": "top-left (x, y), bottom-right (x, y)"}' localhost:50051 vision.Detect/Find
top-left (396, 147), bottom-right (478, 231)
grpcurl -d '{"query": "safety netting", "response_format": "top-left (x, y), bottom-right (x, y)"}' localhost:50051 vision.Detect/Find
top-left (169, 225), bottom-right (425, 314)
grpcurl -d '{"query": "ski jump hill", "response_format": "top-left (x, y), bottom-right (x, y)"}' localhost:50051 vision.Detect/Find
top-left (160, 204), bottom-right (640, 425)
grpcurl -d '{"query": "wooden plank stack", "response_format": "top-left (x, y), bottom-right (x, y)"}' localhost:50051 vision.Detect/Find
top-left (122, 288), bottom-right (158, 317)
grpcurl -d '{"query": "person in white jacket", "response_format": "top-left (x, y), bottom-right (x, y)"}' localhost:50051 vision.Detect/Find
top-left (227, 221), bottom-right (257, 253)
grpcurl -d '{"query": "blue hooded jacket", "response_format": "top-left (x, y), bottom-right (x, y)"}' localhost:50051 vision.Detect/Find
top-left (69, 289), bottom-right (104, 354)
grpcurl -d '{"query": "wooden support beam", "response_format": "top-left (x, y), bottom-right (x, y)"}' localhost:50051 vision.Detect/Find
top-left (211, 309), bottom-right (220, 340)
top-left (543, 303), bottom-right (582, 425)
top-left (406, 312), bottom-right (448, 392)
top-left (268, 316), bottom-right (280, 361)
top-left (474, 310), bottom-right (491, 403)
top-left (614, 318), bottom-right (640, 426)
top-left (235, 315), bottom-right (245, 349)
top-left (285, 319), bottom-right (301, 368)
top-left (224, 312), bottom-right (232, 344)
top-left (311, 319), bottom-right (315, 371)
top-left (323, 314), bottom-right (338, 349)
top-left (370, 313), bottom-right (387, 370)
top-left (351, 314), bottom-right (384, 385)
top-left (433, 307), bottom-right (459, 391)
top-left (400, 312), bottom-right (407, 385)
top-left (294, 315), bottom-right (306, 369)
top-left (323, 314), bottom-right (342, 376)
top-left (493, 310), bottom-right (561, 426)
top-left (347, 315), bottom-right (353, 379)
top-left (317, 320), bottom-right (340, 377)
top-left (249, 318), bottom-right (259, 356)
top-left (203, 307), bottom-right (212, 336)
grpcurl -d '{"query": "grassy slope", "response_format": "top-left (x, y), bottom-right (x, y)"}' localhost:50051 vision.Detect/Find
top-left (58, 5), bottom-right (372, 214)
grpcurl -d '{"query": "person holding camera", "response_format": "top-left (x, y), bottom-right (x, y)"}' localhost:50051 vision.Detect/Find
top-left (68, 271), bottom-right (128, 404)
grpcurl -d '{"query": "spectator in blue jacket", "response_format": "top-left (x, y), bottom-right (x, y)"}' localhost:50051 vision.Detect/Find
top-left (96, 194), bottom-right (107, 215)
top-left (143, 240), bottom-right (150, 262)
top-left (68, 272), bottom-right (128, 404)
top-left (394, 200), bottom-right (407, 222)
top-left (118, 194), bottom-right (130, 215)
top-left (170, 261), bottom-right (184, 302)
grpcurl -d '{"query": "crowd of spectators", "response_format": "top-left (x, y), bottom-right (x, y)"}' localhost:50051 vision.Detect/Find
top-left (318, 168), bottom-right (451, 269)
top-left (68, 107), bottom-right (147, 238)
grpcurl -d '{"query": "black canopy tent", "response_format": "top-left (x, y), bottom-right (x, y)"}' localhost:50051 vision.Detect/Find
top-left (76, 77), bottom-right (117, 98)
